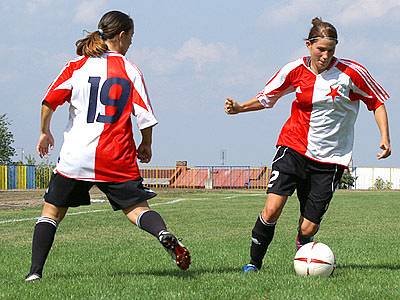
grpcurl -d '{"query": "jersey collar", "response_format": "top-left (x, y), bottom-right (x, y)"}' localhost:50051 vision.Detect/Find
top-left (303, 56), bottom-right (338, 74)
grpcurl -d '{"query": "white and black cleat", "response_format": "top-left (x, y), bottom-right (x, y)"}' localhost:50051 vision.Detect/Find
top-left (25, 273), bottom-right (41, 282)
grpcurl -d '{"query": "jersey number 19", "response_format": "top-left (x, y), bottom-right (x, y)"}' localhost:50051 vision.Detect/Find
top-left (87, 76), bottom-right (131, 124)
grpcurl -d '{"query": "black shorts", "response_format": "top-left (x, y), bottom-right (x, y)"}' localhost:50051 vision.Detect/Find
top-left (267, 146), bottom-right (344, 224)
top-left (44, 173), bottom-right (157, 211)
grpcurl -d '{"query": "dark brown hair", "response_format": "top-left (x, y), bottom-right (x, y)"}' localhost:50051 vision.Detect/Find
top-left (307, 17), bottom-right (338, 44)
top-left (76, 11), bottom-right (134, 57)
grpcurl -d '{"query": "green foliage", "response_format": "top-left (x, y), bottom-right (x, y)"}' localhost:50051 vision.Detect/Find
top-left (0, 114), bottom-right (15, 164)
top-left (35, 161), bottom-right (55, 189)
top-left (374, 177), bottom-right (393, 190)
top-left (1, 190), bottom-right (400, 299)
top-left (339, 169), bottom-right (357, 189)
top-left (24, 154), bottom-right (37, 165)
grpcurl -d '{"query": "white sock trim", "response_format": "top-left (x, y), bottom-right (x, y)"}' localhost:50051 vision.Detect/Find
top-left (259, 214), bottom-right (276, 226)
top-left (36, 216), bottom-right (58, 228)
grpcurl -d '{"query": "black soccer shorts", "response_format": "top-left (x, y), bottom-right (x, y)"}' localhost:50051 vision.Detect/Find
top-left (44, 172), bottom-right (157, 211)
top-left (267, 146), bottom-right (345, 224)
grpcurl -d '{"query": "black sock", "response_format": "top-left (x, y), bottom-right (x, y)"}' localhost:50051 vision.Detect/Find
top-left (29, 217), bottom-right (58, 276)
top-left (297, 233), bottom-right (314, 246)
top-left (136, 210), bottom-right (167, 238)
top-left (249, 214), bottom-right (276, 270)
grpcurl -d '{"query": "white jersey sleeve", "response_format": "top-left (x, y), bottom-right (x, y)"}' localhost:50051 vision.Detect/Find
top-left (124, 60), bottom-right (158, 130)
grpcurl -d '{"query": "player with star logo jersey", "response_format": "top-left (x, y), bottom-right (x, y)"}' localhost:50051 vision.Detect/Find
top-left (25, 11), bottom-right (190, 282)
top-left (224, 17), bottom-right (391, 273)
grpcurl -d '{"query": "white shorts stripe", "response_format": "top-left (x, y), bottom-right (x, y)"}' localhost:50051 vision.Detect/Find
top-left (272, 146), bottom-right (288, 165)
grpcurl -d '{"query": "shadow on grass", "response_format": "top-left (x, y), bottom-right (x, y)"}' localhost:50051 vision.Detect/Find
top-left (113, 266), bottom-right (240, 278)
top-left (51, 266), bottom-right (241, 281)
top-left (339, 263), bottom-right (400, 271)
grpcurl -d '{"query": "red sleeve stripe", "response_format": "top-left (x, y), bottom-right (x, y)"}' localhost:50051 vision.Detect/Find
top-left (345, 59), bottom-right (389, 99)
top-left (43, 56), bottom-right (89, 100)
top-left (124, 59), bottom-right (153, 112)
top-left (341, 59), bottom-right (389, 101)
top-left (264, 67), bottom-right (283, 87)
top-left (340, 59), bottom-right (389, 102)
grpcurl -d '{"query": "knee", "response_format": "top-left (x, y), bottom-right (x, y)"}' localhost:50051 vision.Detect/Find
top-left (41, 203), bottom-right (67, 223)
top-left (261, 207), bottom-right (279, 223)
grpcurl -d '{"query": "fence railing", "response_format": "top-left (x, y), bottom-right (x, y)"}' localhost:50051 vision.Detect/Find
top-left (1, 165), bottom-right (399, 191)
top-left (141, 166), bottom-right (269, 189)
top-left (0, 165), bottom-right (269, 191)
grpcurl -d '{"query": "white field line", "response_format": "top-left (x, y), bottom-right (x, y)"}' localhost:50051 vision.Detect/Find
top-left (0, 193), bottom-right (262, 225)
top-left (0, 198), bottom-right (189, 225)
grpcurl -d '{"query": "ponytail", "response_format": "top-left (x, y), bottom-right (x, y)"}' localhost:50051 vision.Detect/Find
top-left (75, 11), bottom-right (133, 57)
top-left (75, 31), bottom-right (108, 57)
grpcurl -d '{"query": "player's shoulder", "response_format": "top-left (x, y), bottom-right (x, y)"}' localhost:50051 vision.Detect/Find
top-left (280, 57), bottom-right (306, 73)
top-left (123, 56), bottom-right (143, 76)
top-left (63, 55), bottom-right (89, 71)
top-left (104, 52), bottom-right (144, 79)
top-left (336, 58), bottom-right (370, 72)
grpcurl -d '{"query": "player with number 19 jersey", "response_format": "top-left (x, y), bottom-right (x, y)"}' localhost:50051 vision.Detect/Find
top-left (43, 51), bottom-right (157, 182)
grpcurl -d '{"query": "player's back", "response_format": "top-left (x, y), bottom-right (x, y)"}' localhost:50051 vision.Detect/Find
top-left (44, 51), bottom-right (155, 182)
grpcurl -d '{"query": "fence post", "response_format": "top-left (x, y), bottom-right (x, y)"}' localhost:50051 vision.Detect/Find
top-left (205, 167), bottom-right (213, 189)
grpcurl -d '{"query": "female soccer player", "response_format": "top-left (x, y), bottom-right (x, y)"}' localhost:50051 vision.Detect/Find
top-left (224, 17), bottom-right (391, 272)
top-left (25, 11), bottom-right (190, 282)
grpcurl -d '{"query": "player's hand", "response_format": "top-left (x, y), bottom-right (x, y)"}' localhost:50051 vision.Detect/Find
top-left (224, 97), bottom-right (241, 114)
top-left (377, 139), bottom-right (391, 160)
top-left (37, 132), bottom-right (54, 158)
top-left (137, 143), bottom-right (152, 163)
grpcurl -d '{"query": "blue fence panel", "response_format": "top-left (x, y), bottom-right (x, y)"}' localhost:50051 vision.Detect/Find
top-left (7, 165), bottom-right (16, 190)
top-left (26, 165), bottom-right (36, 189)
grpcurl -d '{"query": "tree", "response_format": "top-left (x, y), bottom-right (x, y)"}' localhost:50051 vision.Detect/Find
top-left (0, 114), bottom-right (16, 164)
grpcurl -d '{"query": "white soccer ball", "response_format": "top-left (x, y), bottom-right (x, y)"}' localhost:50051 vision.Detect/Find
top-left (293, 242), bottom-right (336, 277)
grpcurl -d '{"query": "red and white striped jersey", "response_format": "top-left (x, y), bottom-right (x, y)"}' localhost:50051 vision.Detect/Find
top-left (256, 56), bottom-right (389, 167)
top-left (44, 51), bottom-right (157, 182)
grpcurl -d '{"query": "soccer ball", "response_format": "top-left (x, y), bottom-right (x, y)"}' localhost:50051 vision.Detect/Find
top-left (293, 242), bottom-right (336, 277)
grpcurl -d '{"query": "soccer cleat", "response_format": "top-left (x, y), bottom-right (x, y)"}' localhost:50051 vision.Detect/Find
top-left (295, 233), bottom-right (314, 251)
top-left (25, 273), bottom-right (41, 282)
top-left (159, 231), bottom-right (191, 270)
top-left (242, 263), bottom-right (258, 273)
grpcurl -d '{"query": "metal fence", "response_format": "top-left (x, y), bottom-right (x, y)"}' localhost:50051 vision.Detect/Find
top-left (141, 166), bottom-right (269, 189)
top-left (1, 165), bottom-right (399, 191)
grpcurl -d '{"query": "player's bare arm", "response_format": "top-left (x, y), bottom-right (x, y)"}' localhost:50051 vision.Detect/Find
top-left (137, 126), bottom-right (153, 163)
top-left (224, 97), bottom-right (265, 114)
top-left (374, 104), bottom-right (391, 159)
top-left (37, 102), bottom-right (55, 158)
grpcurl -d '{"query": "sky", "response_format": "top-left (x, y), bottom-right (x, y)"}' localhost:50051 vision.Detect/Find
top-left (1, 0), bottom-right (399, 167)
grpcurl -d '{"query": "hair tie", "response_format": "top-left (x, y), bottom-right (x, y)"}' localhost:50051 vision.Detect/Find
top-left (98, 28), bottom-right (104, 39)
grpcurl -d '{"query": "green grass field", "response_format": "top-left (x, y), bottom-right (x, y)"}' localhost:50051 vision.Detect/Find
top-left (1, 190), bottom-right (400, 299)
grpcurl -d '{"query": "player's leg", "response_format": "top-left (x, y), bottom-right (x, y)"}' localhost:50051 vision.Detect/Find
top-left (123, 200), bottom-right (166, 237)
top-left (243, 146), bottom-right (300, 272)
top-left (26, 203), bottom-right (68, 281)
top-left (244, 193), bottom-right (288, 272)
top-left (296, 216), bottom-right (319, 250)
top-left (123, 201), bottom-right (190, 270)
top-left (97, 179), bottom-right (190, 270)
top-left (298, 162), bottom-right (344, 248)
top-left (295, 180), bottom-right (317, 249)
top-left (26, 173), bottom-right (93, 282)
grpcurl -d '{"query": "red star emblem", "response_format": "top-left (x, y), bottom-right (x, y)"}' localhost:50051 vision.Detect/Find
top-left (326, 86), bottom-right (341, 103)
